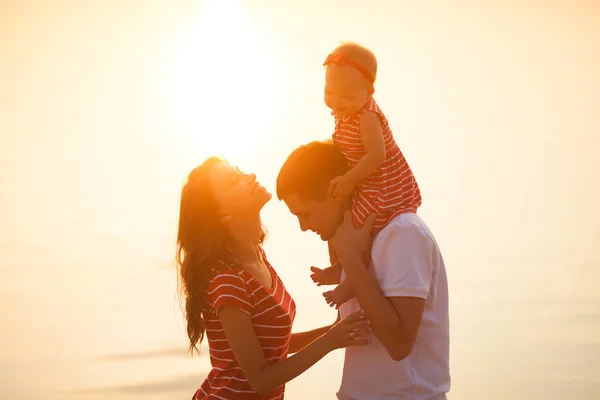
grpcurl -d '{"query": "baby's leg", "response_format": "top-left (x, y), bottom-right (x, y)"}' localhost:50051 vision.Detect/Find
top-left (323, 200), bottom-right (375, 308)
top-left (323, 279), bottom-right (355, 308)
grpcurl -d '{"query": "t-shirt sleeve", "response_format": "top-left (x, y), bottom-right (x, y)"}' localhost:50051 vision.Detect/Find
top-left (371, 222), bottom-right (433, 299)
top-left (206, 270), bottom-right (252, 315)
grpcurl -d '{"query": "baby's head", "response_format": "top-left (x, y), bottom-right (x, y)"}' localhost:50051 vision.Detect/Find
top-left (323, 42), bottom-right (377, 117)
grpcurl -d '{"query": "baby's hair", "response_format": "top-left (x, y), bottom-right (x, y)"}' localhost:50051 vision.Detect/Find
top-left (330, 42), bottom-right (378, 82)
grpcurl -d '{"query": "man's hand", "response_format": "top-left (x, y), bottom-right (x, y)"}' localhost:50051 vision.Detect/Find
top-left (329, 211), bottom-right (376, 266)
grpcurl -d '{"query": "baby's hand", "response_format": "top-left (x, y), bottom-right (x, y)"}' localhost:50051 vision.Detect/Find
top-left (329, 176), bottom-right (354, 200)
top-left (310, 266), bottom-right (340, 286)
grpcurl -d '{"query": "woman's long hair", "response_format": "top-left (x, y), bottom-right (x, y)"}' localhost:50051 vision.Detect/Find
top-left (176, 157), bottom-right (266, 354)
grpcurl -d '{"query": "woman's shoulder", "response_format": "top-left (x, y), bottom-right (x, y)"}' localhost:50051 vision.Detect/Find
top-left (207, 259), bottom-right (247, 287)
top-left (207, 245), bottom-right (273, 287)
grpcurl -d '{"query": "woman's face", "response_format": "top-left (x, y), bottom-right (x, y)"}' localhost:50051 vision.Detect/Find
top-left (208, 161), bottom-right (271, 220)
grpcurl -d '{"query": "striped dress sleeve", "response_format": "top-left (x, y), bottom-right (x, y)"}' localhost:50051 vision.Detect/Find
top-left (207, 270), bottom-right (252, 315)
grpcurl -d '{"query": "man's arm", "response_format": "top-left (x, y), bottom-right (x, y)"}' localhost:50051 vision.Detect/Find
top-left (332, 213), bottom-right (431, 361)
top-left (340, 256), bottom-right (425, 360)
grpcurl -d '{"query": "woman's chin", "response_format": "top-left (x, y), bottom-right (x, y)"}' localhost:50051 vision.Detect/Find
top-left (255, 189), bottom-right (272, 210)
top-left (261, 191), bottom-right (273, 206)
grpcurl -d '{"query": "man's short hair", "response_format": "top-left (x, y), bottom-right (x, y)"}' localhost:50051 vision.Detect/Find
top-left (276, 140), bottom-right (350, 201)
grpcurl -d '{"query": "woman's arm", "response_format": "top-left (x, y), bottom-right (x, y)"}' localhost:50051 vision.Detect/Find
top-left (219, 307), bottom-right (370, 394)
top-left (289, 325), bottom-right (331, 354)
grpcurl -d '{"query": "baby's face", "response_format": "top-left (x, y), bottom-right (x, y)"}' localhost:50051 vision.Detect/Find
top-left (324, 64), bottom-right (371, 117)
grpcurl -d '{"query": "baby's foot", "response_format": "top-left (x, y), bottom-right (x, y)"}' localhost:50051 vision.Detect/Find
top-left (323, 284), bottom-right (354, 309)
top-left (310, 265), bottom-right (340, 286)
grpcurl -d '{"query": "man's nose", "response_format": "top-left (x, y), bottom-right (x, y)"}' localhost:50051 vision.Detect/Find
top-left (299, 220), bottom-right (309, 232)
top-left (245, 173), bottom-right (256, 182)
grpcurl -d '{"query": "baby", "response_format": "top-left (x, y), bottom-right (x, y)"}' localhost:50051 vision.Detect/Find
top-left (311, 42), bottom-right (422, 308)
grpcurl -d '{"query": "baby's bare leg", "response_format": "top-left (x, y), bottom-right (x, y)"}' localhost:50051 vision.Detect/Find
top-left (331, 279), bottom-right (355, 306)
top-left (323, 275), bottom-right (356, 308)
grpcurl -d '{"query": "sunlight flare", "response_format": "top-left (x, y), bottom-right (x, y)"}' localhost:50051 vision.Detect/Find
top-left (169, 0), bottom-right (279, 166)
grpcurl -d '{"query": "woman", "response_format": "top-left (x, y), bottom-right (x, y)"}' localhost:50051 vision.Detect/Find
top-left (176, 157), bottom-right (372, 399)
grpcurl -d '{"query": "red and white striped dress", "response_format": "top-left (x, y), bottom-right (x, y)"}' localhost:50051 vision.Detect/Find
top-left (332, 97), bottom-right (422, 234)
top-left (193, 248), bottom-right (296, 400)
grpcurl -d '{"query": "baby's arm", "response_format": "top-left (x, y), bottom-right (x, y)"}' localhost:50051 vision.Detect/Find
top-left (342, 111), bottom-right (386, 187)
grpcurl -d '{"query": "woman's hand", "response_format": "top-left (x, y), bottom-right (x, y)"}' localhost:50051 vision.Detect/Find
top-left (323, 310), bottom-right (372, 350)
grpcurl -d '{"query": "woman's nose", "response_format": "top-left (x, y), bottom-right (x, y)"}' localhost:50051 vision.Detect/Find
top-left (245, 173), bottom-right (256, 181)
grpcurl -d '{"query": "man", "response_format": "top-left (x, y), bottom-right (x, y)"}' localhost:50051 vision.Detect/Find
top-left (276, 140), bottom-right (450, 399)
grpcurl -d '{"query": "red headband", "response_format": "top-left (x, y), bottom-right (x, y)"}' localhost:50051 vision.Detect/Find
top-left (323, 53), bottom-right (375, 83)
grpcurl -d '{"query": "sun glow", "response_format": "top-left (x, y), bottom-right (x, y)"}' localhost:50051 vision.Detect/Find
top-left (169, 0), bottom-right (279, 165)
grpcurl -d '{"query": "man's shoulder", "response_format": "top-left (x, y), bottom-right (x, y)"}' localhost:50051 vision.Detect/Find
top-left (369, 213), bottom-right (441, 298)
top-left (373, 213), bottom-right (431, 246)
top-left (370, 213), bottom-right (437, 267)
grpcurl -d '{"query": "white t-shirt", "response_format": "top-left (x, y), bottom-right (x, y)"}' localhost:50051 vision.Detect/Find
top-left (337, 213), bottom-right (450, 400)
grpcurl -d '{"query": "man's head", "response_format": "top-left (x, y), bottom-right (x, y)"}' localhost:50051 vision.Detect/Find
top-left (276, 140), bottom-right (351, 241)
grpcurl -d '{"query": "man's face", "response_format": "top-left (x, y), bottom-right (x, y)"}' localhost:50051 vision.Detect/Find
top-left (283, 192), bottom-right (345, 241)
